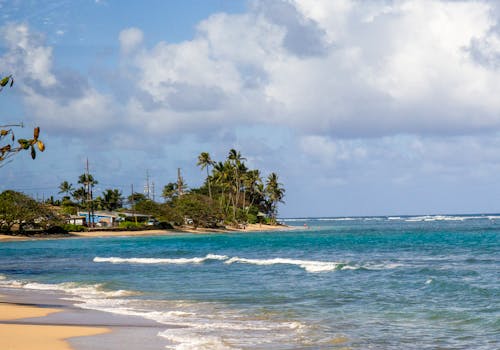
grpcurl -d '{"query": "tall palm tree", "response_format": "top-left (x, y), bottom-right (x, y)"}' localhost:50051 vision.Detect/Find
top-left (227, 149), bottom-right (246, 215)
top-left (213, 160), bottom-right (233, 216)
top-left (101, 189), bottom-right (123, 211)
top-left (197, 152), bottom-right (214, 200)
top-left (72, 187), bottom-right (87, 206)
top-left (243, 169), bottom-right (263, 213)
top-left (58, 181), bottom-right (74, 198)
top-left (265, 172), bottom-right (285, 223)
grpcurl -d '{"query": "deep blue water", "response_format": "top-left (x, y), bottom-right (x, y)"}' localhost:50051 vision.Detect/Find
top-left (0, 215), bottom-right (499, 349)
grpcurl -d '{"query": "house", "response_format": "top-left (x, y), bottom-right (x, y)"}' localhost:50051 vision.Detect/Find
top-left (77, 211), bottom-right (152, 227)
top-left (77, 211), bottom-right (122, 227)
top-left (67, 215), bottom-right (86, 226)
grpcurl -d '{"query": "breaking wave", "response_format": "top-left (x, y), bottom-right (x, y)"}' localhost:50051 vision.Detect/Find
top-left (93, 254), bottom-right (403, 273)
top-left (93, 254), bottom-right (229, 264)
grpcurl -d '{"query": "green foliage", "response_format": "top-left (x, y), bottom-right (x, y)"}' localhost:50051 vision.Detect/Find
top-left (128, 192), bottom-right (148, 205)
top-left (0, 190), bottom-right (62, 233)
top-left (101, 189), bottom-right (123, 211)
top-left (62, 224), bottom-right (85, 232)
top-left (174, 193), bottom-right (222, 228)
top-left (119, 221), bottom-right (144, 230)
top-left (247, 213), bottom-right (258, 224)
top-left (156, 221), bottom-right (174, 229)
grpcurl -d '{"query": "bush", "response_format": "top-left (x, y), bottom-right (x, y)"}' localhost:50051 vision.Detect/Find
top-left (45, 225), bottom-right (68, 234)
top-left (62, 224), bottom-right (85, 232)
top-left (119, 221), bottom-right (144, 230)
top-left (247, 213), bottom-right (258, 224)
top-left (156, 221), bottom-right (174, 229)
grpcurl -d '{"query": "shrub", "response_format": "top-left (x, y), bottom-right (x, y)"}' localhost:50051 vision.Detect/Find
top-left (119, 221), bottom-right (144, 230)
top-left (156, 221), bottom-right (174, 229)
top-left (62, 224), bottom-right (85, 232)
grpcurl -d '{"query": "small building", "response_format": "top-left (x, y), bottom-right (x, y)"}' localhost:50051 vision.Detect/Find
top-left (77, 211), bottom-right (122, 227)
top-left (67, 215), bottom-right (86, 226)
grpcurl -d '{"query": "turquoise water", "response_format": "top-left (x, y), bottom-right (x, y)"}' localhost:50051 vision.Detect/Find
top-left (0, 215), bottom-right (499, 349)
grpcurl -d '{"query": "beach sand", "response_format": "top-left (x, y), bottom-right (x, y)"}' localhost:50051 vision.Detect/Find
top-left (0, 288), bottom-right (173, 350)
top-left (0, 296), bottom-right (109, 350)
top-left (0, 223), bottom-right (292, 242)
top-left (73, 223), bottom-right (290, 238)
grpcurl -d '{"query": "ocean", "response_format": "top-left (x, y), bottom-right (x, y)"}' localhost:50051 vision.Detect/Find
top-left (0, 215), bottom-right (499, 349)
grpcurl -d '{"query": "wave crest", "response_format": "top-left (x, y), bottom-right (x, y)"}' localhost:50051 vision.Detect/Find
top-left (224, 257), bottom-right (341, 273)
top-left (93, 254), bottom-right (229, 265)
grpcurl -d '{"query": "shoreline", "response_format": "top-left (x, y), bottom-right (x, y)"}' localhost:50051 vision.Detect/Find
top-left (0, 294), bottom-right (110, 350)
top-left (0, 223), bottom-right (295, 242)
top-left (0, 287), bottom-right (173, 350)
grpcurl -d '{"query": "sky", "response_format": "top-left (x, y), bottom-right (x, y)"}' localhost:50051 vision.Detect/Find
top-left (3, 0), bottom-right (500, 217)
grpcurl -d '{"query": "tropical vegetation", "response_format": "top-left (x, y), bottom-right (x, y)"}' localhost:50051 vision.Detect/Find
top-left (0, 149), bottom-right (285, 234)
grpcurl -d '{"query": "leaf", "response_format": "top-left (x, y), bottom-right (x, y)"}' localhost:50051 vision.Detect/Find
top-left (37, 140), bottom-right (45, 152)
top-left (0, 129), bottom-right (8, 136)
top-left (18, 139), bottom-right (30, 149)
top-left (0, 76), bottom-right (10, 87)
top-left (30, 145), bottom-right (36, 159)
top-left (33, 127), bottom-right (40, 140)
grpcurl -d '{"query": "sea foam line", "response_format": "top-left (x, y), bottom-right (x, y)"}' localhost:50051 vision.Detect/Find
top-left (93, 254), bottom-right (403, 273)
top-left (224, 257), bottom-right (341, 273)
top-left (93, 254), bottom-right (228, 264)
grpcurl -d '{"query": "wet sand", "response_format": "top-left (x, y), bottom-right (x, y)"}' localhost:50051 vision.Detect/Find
top-left (0, 295), bottom-right (109, 350)
top-left (0, 288), bottom-right (174, 350)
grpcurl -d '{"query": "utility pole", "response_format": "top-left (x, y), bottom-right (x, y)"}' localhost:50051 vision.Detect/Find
top-left (131, 184), bottom-right (137, 225)
top-left (85, 158), bottom-right (94, 228)
top-left (177, 168), bottom-right (184, 197)
top-left (151, 181), bottom-right (155, 202)
top-left (144, 169), bottom-right (150, 199)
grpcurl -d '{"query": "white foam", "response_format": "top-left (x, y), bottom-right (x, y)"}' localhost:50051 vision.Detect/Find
top-left (224, 257), bottom-right (340, 273)
top-left (0, 279), bottom-right (140, 299)
top-left (93, 254), bottom-right (229, 265)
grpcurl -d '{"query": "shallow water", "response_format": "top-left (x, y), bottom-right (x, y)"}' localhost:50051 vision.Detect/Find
top-left (1, 215), bottom-right (499, 349)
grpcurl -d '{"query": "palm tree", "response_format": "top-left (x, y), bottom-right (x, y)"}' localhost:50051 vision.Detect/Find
top-left (101, 189), bottom-right (123, 211)
top-left (243, 169), bottom-right (263, 213)
top-left (72, 187), bottom-right (87, 206)
top-left (213, 160), bottom-right (233, 216)
top-left (227, 149), bottom-right (246, 216)
top-left (162, 182), bottom-right (177, 202)
top-left (78, 173), bottom-right (98, 187)
top-left (58, 181), bottom-right (74, 199)
top-left (265, 172), bottom-right (285, 224)
top-left (197, 152), bottom-right (214, 200)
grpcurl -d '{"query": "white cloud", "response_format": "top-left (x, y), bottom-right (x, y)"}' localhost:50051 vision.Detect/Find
top-left (115, 0), bottom-right (500, 140)
top-left (0, 23), bottom-right (56, 87)
top-left (119, 27), bottom-right (143, 54)
top-left (5, 1), bottom-right (500, 157)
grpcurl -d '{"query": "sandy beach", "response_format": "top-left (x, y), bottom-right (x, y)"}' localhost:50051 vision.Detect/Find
top-left (0, 295), bottom-right (109, 350)
top-left (0, 288), bottom-right (173, 350)
top-left (0, 223), bottom-right (292, 242)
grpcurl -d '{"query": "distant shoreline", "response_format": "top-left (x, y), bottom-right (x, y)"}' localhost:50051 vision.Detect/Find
top-left (0, 223), bottom-right (294, 242)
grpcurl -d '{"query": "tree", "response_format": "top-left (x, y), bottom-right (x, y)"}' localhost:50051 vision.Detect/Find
top-left (197, 152), bottom-right (214, 199)
top-left (174, 193), bottom-right (222, 229)
top-left (58, 181), bottom-right (74, 198)
top-left (0, 75), bottom-right (45, 166)
top-left (265, 172), bottom-right (285, 223)
top-left (75, 173), bottom-right (98, 211)
top-left (127, 192), bottom-right (147, 206)
top-left (101, 189), bottom-right (123, 211)
top-left (0, 190), bottom-right (60, 233)
top-left (162, 182), bottom-right (178, 202)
